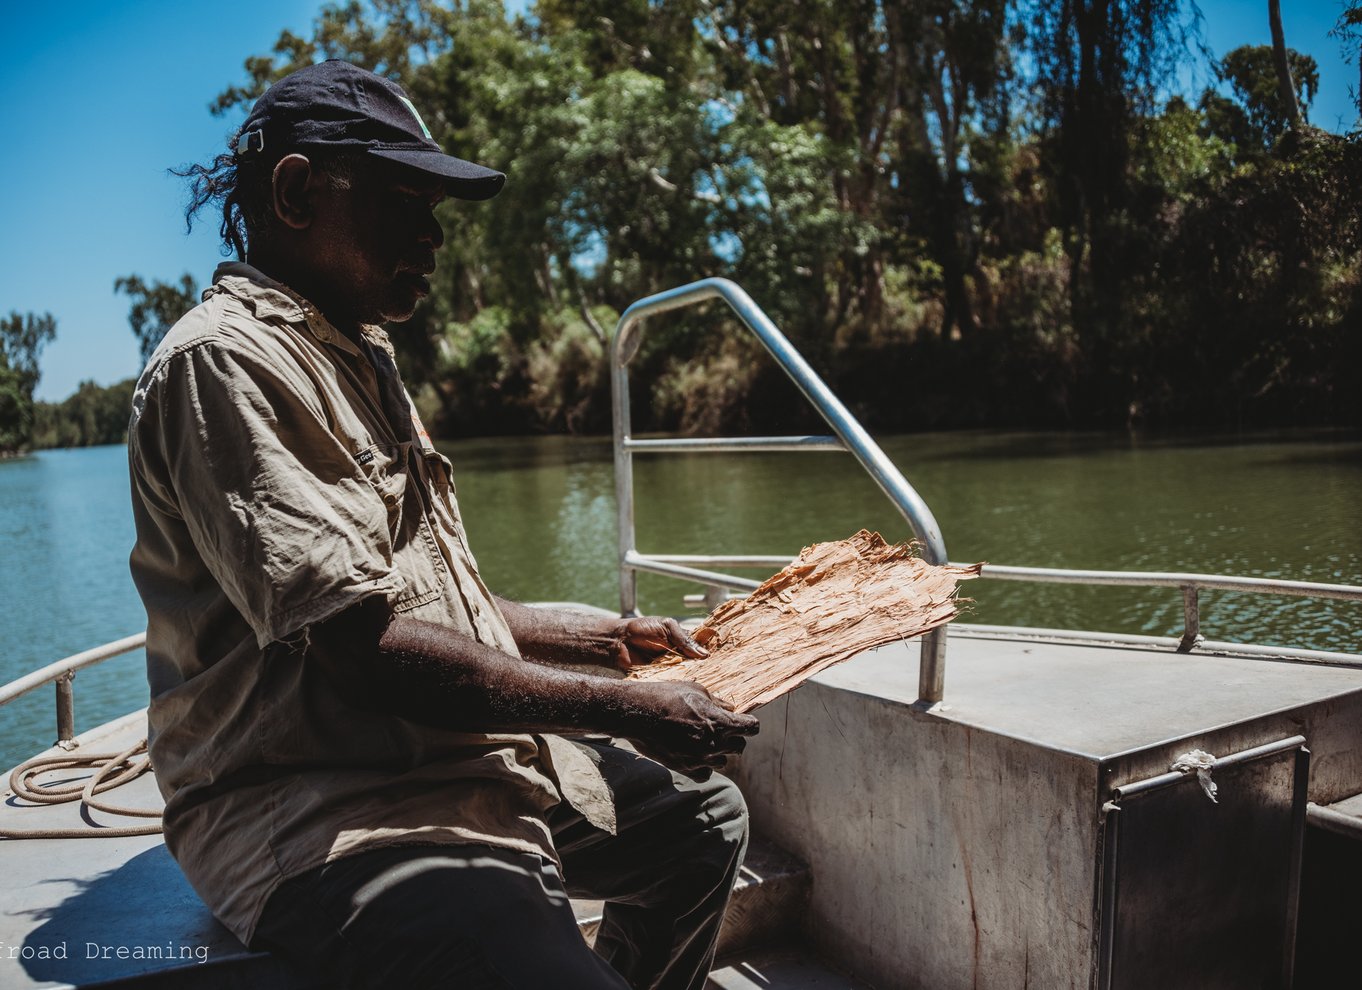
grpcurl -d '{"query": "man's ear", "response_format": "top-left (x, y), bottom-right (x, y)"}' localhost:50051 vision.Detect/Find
top-left (271, 154), bottom-right (318, 230)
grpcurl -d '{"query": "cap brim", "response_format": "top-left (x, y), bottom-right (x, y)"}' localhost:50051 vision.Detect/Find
top-left (369, 148), bottom-right (506, 201)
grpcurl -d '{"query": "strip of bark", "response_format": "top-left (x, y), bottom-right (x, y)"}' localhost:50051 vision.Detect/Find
top-left (629, 530), bottom-right (982, 712)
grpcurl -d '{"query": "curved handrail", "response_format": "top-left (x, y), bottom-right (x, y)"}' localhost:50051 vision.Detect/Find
top-left (0, 633), bottom-right (146, 709)
top-left (0, 633), bottom-right (147, 751)
top-left (610, 277), bottom-right (951, 702)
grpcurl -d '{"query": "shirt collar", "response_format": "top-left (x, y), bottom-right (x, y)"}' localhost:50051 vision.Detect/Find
top-left (206, 262), bottom-right (365, 358)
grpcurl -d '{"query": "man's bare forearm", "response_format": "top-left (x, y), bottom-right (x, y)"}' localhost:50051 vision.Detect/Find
top-left (495, 596), bottom-right (710, 672)
top-left (307, 597), bottom-right (757, 777)
top-left (494, 596), bottom-right (621, 667)
top-left (311, 598), bottom-right (637, 734)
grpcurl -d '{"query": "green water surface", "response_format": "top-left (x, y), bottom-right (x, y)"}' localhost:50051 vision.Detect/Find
top-left (1, 430), bottom-right (1358, 771)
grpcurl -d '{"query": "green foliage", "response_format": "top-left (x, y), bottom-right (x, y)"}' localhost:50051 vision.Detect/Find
top-left (32, 379), bottom-right (137, 449)
top-left (1161, 131), bottom-right (1362, 426)
top-left (195, 0), bottom-right (1361, 437)
top-left (428, 306), bottom-right (533, 435)
top-left (525, 307), bottom-right (613, 433)
top-left (653, 337), bottom-right (766, 436)
top-left (0, 357), bottom-right (34, 453)
top-left (0, 310), bottom-right (56, 381)
top-left (1200, 45), bottom-right (1319, 157)
top-left (0, 311), bottom-right (56, 453)
top-left (1136, 97), bottom-right (1234, 193)
top-left (114, 274), bottom-right (199, 367)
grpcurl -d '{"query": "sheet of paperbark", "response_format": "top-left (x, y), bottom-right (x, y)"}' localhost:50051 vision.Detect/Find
top-left (628, 530), bottom-right (981, 712)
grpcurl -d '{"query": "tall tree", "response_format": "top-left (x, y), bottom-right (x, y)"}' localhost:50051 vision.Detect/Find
top-left (0, 311), bottom-right (57, 453)
top-left (114, 274), bottom-right (200, 366)
top-left (1025, 0), bottom-right (1188, 261)
top-left (1022, 0), bottom-right (1196, 422)
top-left (1267, 0), bottom-right (1303, 130)
top-left (1200, 45), bottom-right (1317, 155)
top-left (893, 0), bottom-right (1012, 338)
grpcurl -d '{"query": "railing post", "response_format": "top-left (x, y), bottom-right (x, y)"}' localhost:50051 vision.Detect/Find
top-left (1178, 584), bottom-right (1202, 653)
top-left (612, 327), bottom-right (640, 618)
top-left (919, 628), bottom-right (948, 703)
top-left (55, 671), bottom-right (77, 751)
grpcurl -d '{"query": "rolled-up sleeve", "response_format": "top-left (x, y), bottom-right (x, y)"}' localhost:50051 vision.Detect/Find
top-left (131, 338), bottom-right (404, 648)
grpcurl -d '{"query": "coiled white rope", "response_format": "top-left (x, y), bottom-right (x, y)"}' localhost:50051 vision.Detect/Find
top-left (1, 738), bottom-right (163, 838)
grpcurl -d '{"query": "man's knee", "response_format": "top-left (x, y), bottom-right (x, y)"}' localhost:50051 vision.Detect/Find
top-left (703, 772), bottom-right (748, 840)
top-left (689, 771), bottom-right (749, 876)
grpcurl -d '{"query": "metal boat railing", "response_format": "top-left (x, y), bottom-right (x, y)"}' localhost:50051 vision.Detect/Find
top-left (0, 634), bottom-right (146, 750)
top-left (6, 568), bottom-right (1355, 754)
top-left (609, 279), bottom-right (1362, 700)
top-left (671, 558), bottom-right (1362, 662)
top-left (954, 564), bottom-right (1362, 654)
top-left (611, 278), bottom-right (952, 702)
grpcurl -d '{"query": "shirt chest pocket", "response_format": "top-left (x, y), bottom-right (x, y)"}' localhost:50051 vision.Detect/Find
top-left (355, 441), bottom-right (447, 611)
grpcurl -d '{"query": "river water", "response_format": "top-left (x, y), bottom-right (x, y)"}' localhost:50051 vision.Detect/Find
top-left (2, 431), bottom-right (1359, 771)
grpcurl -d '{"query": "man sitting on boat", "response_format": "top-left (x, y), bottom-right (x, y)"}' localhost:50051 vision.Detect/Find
top-left (126, 59), bottom-right (757, 990)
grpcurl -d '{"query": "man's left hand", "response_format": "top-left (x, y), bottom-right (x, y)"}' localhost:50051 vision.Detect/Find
top-left (611, 617), bottom-right (707, 671)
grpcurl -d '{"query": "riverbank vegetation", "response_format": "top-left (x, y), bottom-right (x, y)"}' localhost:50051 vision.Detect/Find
top-left (11, 0), bottom-right (1362, 450)
top-left (31, 378), bottom-right (137, 450)
top-left (0, 312), bottom-right (55, 454)
top-left (217, 0), bottom-right (1362, 437)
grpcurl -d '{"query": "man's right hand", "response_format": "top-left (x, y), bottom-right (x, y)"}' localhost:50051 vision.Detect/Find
top-left (620, 681), bottom-right (759, 780)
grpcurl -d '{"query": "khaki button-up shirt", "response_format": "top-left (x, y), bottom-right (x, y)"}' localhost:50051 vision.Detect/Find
top-left (128, 263), bottom-right (609, 943)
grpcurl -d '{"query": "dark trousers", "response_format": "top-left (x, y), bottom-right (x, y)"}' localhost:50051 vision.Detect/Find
top-left (250, 741), bottom-right (749, 989)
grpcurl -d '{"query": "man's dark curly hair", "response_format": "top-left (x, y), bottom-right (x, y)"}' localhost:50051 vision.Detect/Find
top-left (173, 128), bottom-right (363, 259)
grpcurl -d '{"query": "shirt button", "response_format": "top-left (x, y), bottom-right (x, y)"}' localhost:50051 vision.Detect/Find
top-left (383, 492), bottom-right (399, 507)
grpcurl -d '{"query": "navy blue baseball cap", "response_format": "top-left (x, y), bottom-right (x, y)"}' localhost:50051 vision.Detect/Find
top-left (234, 59), bottom-right (505, 201)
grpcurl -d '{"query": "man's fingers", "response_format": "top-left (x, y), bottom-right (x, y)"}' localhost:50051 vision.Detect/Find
top-left (706, 711), bottom-right (757, 757)
top-left (624, 617), bottom-right (709, 661)
top-left (668, 623), bottom-right (709, 659)
top-left (628, 679), bottom-right (757, 778)
top-left (715, 709), bottom-right (759, 734)
top-left (657, 617), bottom-right (708, 658)
top-left (717, 723), bottom-right (754, 749)
top-left (630, 633), bottom-right (672, 654)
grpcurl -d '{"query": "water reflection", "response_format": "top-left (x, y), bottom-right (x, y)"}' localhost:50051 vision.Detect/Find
top-left (0, 447), bottom-right (148, 773)
top-left (453, 430), bottom-right (1361, 656)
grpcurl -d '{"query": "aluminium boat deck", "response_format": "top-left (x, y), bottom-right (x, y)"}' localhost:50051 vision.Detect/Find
top-left (5, 627), bottom-right (1362, 988)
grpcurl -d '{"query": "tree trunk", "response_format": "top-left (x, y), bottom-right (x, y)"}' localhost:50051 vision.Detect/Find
top-left (1268, 0), bottom-right (1303, 128)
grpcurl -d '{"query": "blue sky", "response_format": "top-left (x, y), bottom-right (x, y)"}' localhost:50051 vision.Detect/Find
top-left (1, 0), bottom-right (1357, 402)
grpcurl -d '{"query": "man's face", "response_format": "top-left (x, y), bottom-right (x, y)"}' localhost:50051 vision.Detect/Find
top-left (308, 161), bottom-right (448, 328)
